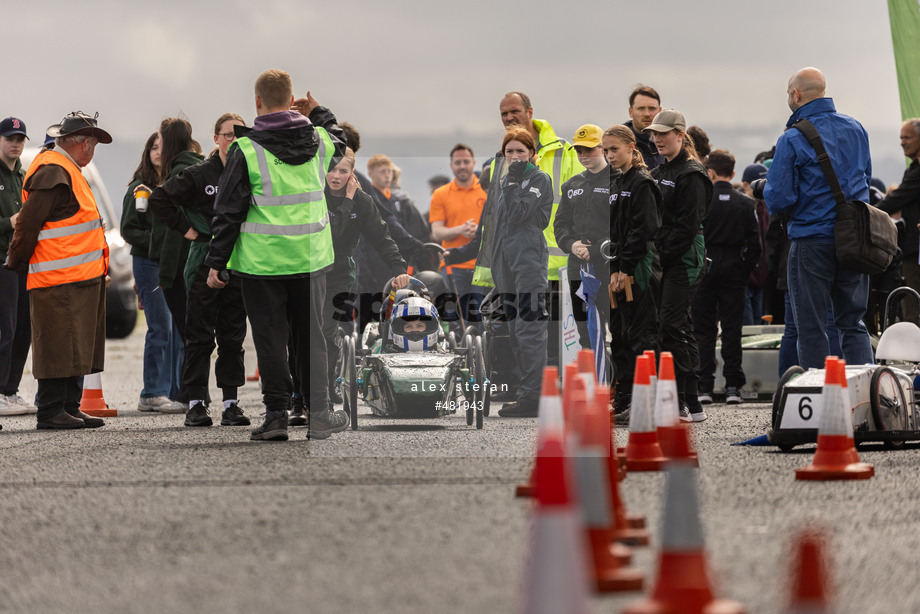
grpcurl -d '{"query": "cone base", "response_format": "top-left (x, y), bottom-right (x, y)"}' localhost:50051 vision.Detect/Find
top-left (595, 567), bottom-right (645, 593)
top-left (626, 457), bottom-right (667, 472)
top-left (613, 526), bottom-right (651, 547)
top-left (515, 483), bottom-right (536, 497)
top-left (795, 463), bottom-right (875, 481)
top-left (623, 597), bottom-right (746, 614)
top-left (658, 426), bottom-right (700, 466)
top-left (82, 407), bottom-right (117, 417)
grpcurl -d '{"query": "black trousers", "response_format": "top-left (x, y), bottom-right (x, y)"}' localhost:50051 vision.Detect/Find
top-left (241, 275), bottom-right (327, 416)
top-left (692, 260), bottom-right (747, 392)
top-left (0, 268), bottom-right (31, 396)
top-left (659, 261), bottom-right (702, 396)
top-left (36, 376), bottom-right (82, 419)
top-left (182, 265), bottom-right (247, 402)
top-left (604, 276), bottom-right (658, 393)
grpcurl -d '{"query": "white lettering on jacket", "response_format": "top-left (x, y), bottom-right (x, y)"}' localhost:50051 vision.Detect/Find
top-left (593, 187), bottom-right (609, 194)
top-left (567, 188), bottom-right (584, 198)
top-left (660, 180), bottom-right (676, 187)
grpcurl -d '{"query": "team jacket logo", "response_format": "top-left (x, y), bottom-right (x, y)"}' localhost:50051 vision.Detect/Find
top-left (567, 188), bottom-right (584, 198)
top-left (610, 193), bottom-right (618, 203)
top-left (593, 187), bottom-right (609, 194)
top-left (719, 194), bottom-right (730, 201)
top-left (621, 191), bottom-right (631, 198)
top-left (529, 187), bottom-right (542, 198)
top-left (660, 179), bottom-right (676, 187)
top-left (205, 185), bottom-right (218, 196)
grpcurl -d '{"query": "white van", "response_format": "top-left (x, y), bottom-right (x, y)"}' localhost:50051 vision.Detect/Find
top-left (20, 147), bottom-right (137, 338)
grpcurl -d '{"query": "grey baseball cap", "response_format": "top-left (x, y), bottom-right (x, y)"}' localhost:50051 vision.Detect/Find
top-left (644, 109), bottom-right (687, 133)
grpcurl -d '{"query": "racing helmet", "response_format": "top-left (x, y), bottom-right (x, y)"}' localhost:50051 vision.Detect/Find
top-left (390, 296), bottom-right (441, 351)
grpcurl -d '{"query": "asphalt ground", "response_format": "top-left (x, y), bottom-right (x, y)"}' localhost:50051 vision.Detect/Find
top-left (1, 320), bottom-right (918, 613)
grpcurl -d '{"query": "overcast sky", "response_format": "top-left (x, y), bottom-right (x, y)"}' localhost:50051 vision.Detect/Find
top-left (1, 0), bottom-right (906, 187)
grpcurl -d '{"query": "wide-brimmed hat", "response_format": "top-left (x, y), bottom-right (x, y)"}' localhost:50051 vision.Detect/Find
top-left (644, 109), bottom-right (686, 134)
top-left (46, 111), bottom-right (112, 144)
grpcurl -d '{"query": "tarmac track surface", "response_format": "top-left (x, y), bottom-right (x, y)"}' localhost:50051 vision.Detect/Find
top-left (0, 322), bottom-right (918, 614)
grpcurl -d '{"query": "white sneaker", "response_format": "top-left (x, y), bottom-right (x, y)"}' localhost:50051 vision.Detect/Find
top-left (138, 396), bottom-right (188, 413)
top-left (697, 392), bottom-right (713, 405)
top-left (0, 394), bottom-right (37, 415)
top-left (690, 410), bottom-right (708, 423)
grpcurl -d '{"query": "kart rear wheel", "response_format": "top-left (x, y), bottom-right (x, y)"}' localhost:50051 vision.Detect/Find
top-left (870, 366), bottom-right (907, 435)
top-left (772, 365), bottom-right (805, 431)
top-left (473, 335), bottom-right (486, 429)
top-left (342, 334), bottom-right (358, 430)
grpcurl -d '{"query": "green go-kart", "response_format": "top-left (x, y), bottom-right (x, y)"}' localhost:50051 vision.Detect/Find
top-left (338, 275), bottom-right (490, 430)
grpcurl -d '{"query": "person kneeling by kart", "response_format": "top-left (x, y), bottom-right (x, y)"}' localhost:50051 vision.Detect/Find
top-left (388, 296), bottom-right (443, 353)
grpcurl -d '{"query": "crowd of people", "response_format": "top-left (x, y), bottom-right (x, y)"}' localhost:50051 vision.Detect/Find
top-left (1, 66), bottom-right (918, 437)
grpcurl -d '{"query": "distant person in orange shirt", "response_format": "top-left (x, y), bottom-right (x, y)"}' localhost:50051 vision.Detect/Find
top-left (429, 144), bottom-right (486, 333)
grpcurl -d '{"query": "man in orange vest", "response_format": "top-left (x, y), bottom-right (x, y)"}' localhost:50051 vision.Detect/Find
top-left (5, 112), bottom-right (111, 430)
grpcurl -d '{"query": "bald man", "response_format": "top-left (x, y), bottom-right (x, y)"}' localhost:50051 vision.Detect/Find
top-left (762, 67), bottom-right (874, 370)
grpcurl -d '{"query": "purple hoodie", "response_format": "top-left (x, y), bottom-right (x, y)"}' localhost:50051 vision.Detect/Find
top-left (253, 110), bottom-right (311, 132)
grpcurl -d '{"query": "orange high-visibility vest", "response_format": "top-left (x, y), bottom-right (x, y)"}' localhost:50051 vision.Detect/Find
top-left (22, 150), bottom-right (108, 290)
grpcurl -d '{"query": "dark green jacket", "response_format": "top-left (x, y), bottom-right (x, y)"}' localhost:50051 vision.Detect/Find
top-left (149, 150), bottom-right (203, 289)
top-left (0, 158), bottom-right (25, 261)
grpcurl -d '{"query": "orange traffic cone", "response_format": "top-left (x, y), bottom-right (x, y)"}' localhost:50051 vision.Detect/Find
top-left (785, 528), bottom-right (832, 614)
top-left (594, 385), bottom-right (649, 546)
top-left (644, 349), bottom-right (658, 392)
top-left (570, 379), bottom-right (643, 585)
top-left (80, 372), bottom-right (117, 417)
top-left (516, 367), bottom-right (562, 498)
top-left (520, 422), bottom-right (591, 614)
top-left (655, 352), bottom-right (699, 465)
top-left (246, 367), bottom-right (260, 382)
top-left (795, 357), bottom-right (874, 481)
top-left (624, 424), bottom-right (746, 614)
top-left (577, 349), bottom-right (597, 398)
top-left (623, 355), bottom-right (668, 471)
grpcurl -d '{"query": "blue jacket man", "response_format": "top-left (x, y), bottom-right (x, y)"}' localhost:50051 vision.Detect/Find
top-left (763, 67), bottom-right (874, 370)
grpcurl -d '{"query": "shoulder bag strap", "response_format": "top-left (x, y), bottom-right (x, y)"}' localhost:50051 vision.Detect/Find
top-left (792, 118), bottom-right (847, 207)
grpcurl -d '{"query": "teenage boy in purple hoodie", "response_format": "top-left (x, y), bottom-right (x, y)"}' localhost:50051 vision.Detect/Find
top-left (205, 69), bottom-right (348, 441)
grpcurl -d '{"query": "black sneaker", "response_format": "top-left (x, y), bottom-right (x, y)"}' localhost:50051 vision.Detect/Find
top-left (185, 403), bottom-right (213, 427)
top-left (220, 403), bottom-right (250, 426)
top-left (725, 386), bottom-right (743, 405)
top-left (491, 387), bottom-right (518, 402)
top-left (288, 397), bottom-right (307, 426)
top-left (308, 408), bottom-right (348, 439)
top-left (251, 413), bottom-right (289, 441)
top-left (497, 400), bottom-right (538, 418)
top-left (613, 391), bottom-right (632, 415)
top-left (613, 409), bottom-right (631, 426)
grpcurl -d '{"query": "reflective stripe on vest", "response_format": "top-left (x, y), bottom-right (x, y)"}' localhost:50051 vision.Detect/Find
top-left (22, 150), bottom-right (108, 290)
top-left (227, 130), bottom-right (335, 276)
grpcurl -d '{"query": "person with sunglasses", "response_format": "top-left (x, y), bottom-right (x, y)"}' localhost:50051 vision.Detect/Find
top-left (149, 113), bottom-right (252, 429)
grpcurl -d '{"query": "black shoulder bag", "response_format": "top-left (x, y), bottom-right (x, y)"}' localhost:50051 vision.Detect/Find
top-left (793, 119), bottom-right (897, 275)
